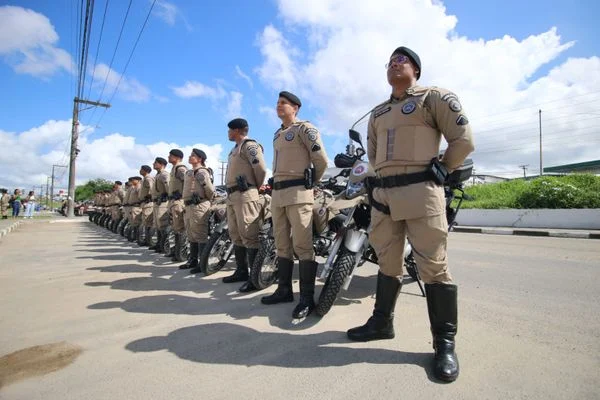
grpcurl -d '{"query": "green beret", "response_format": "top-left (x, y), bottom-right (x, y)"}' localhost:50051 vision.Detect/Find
top-left (228, 118), bottom-right (248, 130)
top-left (391, 46), bottom-right (421, 80)
top-left (279, 91), bottom-right (301, 107)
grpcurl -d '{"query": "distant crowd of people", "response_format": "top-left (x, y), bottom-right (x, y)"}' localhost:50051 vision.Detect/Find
top-left (0, 189), bottom-right (38, 219)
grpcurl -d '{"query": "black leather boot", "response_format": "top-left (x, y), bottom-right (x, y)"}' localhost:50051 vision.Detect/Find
top-left (347, 272), bottom-right (402, 341)
top-left (149, 229), bottom-right (159, 250)
top-left (171, 233), bottom-right (181, 261)
top-left (189, 243), bottom-right (206, 274)
top-left (292, 260), bottom-right (318, 318)
top-left (222, 246), bottom-right (248, 283)
top-left (143, 227), bottom-right (151, 246)
top-left (153, 230), bottom-right (164, 253)
top-left (179, 242), bottom-right (198, 269)
top-left (261, 258), bottom-right (294, 304)
top-left (426, 283), bottom-right (459, 382)
top-left (239, 247), bottom-right (259, 293)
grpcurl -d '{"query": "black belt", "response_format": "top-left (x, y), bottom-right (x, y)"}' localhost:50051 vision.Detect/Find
top-left (272, 179), bottom-right (305, 190)
top-left (168, 192), bottom-right (182, 200)
top-left (184, 198), bottom-right (205, 206)
top-left (226, 184), bottom-right (255, 194)
top-left (367, 171), bottom-right (433, 189)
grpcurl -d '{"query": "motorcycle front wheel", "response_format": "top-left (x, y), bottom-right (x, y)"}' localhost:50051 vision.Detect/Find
top-left (199, 230), bottom-right (232, 276)
top-left (315, 246), bottom-right (356, 317)
top-left (249, 236), bottom-right (278, 290)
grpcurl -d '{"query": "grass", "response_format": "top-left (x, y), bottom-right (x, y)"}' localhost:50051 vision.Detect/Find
top-left (455, 174), bottom-right (600, 209)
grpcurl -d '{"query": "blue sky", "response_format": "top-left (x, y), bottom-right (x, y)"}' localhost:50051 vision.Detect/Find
top-left (1, 0), bottom-right (599, 189)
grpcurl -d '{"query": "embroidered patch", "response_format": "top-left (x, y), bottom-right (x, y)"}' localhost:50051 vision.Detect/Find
top-left (456, 115), bottom-right (469, 126)
top-left (353, 163), bottom-right (368, 176)
top-left (311, 143), bottom-right (321, 152)
top-left (441, 93), bottom-right (458, 102)
top-left (252, 158), bottom-right (259, 164)
top-left (317, 207), bottom-right (326, 216)
top-left (449, 99), bottom-right (462, 113)
top-left (247, 146), bottom-right (258, 157)
top-left (306, 128), bottom-right (318, 142)
top-left (401, 101), bottom-right (416, 115)
top-left (374, 106), bottom-right (391, 119)
top-left (285, 131), bottom-right (295, 141)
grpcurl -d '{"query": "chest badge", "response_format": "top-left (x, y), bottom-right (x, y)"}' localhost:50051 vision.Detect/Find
top-left (285, 131), bottom-right (295, 141)
top-left (401, 101), bottom-right (416, 115)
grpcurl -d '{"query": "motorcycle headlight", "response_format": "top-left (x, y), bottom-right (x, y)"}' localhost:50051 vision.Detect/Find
top-left (345, 181), bottom-right (364, 199)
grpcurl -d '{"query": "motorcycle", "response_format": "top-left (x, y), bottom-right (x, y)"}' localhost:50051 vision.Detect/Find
top-left (249, 170), bottom-right (350, 290)
top-left (316, 128), bottom-right (473, 316)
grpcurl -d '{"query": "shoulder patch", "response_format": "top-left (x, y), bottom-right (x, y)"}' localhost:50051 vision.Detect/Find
top-left (305, 127), bottom-right (319, 142)
top-left (456, 115), bottom-right (469, 126)
top-left (311, 143), bottom-right (321, 152)
top-left (252, 158), bottom-right (260, 164)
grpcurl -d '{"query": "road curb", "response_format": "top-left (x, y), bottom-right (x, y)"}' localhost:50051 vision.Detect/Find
top-left (0, 220), bottom-right (24, 239)
top-left (453, 226), bottom-right (600, 239)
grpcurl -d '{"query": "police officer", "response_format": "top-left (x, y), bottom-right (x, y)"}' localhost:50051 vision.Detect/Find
top-left (261, 91), bottom-right (328, 319)
top-left (221, 118), bottom-right (267, 292)
top-left (139, 165), bottom-right (155, 246)
top-left (129, 176), bottom-right (143, 242)
top-left (110, 180), bottom-right (124, 230)
top-left (179, 149), bottom-right (214, 271)
top-left (346, 47), bottom-right (474, 382)
top-left (150, 157), bottom-right (170, 252)
top-left (167, 149), bottom-right (188, 260)
top-left (122, 179), bottom-right (134, 235)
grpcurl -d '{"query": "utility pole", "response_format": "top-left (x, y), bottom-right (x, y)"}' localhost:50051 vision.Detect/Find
top-left (539, 109), bottom-right (543, 176)
top-left (46, 176), bottom-right (50, 208)
top-left (519, 164), bottom-right (529, 179)
top-left (51, 164), bottom-right (67, 211)
top-left (66, 97), bottom-right (110, 217)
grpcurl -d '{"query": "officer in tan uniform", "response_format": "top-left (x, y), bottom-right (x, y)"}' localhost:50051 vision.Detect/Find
top-left (179, 149), bottom-right (215, 272)
top-left (261, 91), bottom-right (328, 319)
top-left (110, 181), bottom-right (124, 229)
top-left (221, 118), bottom-right (267, 292)
top-left (168, 149), bottom-right (188, 260)
top-left (122, 179), bottom-right (134, 232)
top-left (346, 47), bottom-right (474, 383)
top-left (129, 176), bottom-right (143, 242)
top-left (139, 165), bottom-right (155, 246)
top-left (149, 157), bottom-right (170, 252)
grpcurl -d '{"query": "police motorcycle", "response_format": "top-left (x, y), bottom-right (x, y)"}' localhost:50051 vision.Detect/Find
top-left (249, 168), bottom-right (350, 290)
top-left (198, 184), bottom-right (271, 276)
top-left (316, 129), bottom-right (474, 316)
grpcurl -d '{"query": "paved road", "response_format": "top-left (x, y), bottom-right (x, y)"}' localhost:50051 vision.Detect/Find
top-left (0, 219), bottom-right (598, 399)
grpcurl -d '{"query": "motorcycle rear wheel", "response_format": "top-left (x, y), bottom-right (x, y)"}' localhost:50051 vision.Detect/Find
top-left (199, 230), bottom-right (232, 276)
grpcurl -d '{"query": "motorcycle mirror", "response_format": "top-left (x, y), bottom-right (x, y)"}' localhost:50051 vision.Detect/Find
top-left (341, 168), bottom-right (351, 178)
top-left (355, 148), bottom-right (366, 158)
top-left (349, 129), bottom-right (363, 147)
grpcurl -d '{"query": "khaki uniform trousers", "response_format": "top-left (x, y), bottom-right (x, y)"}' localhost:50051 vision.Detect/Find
top-left (370, 189), bottom-right (452, 284)
top-left (153, 202), bottom-right (169, 230)
top-left (111, 205), bottom-right (121, 221)
top-left (227, 200), bottom-right (261, 249)
top-left (169, 199), bottom-right (185, 234)
top-left (184, 201), bottom-right (210, 242)
top-left (130, 206), bottom-right (142, 227)
top-left (142, 202), bottom-right (154, 228)
top-left (272, 203), bottom-right (314, 261)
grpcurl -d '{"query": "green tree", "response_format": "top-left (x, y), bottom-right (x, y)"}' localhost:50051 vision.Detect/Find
top-left (75, 179), bottom-right (113, 201)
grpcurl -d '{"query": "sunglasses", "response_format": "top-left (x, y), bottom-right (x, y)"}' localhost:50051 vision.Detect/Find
top-left (385, 54), bottom-right (410, 69)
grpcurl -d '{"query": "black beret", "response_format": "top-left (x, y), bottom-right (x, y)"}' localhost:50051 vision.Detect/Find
top-left (279, 91), bottom-right (301, 107)
top-left (115, 180), bottom-right (122, 185)
top-left (192, 148), bottom-right (207, 160)
top-left (128, 177), bottom-right (135, 181)
top-left (132, 176), bottom-right (142, 181)
top-left (169, 149), bottom-right (184, 159)
top-left (154, 157), bottom-right (168, 166)
top-left (228, 118), bottom-right (248, 130)
top-left (391, 46), bottom-right (421, 80)
top-left (141, 165), bottom-right (152, 173)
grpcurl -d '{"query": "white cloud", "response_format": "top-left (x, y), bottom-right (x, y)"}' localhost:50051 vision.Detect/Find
top-left (171, 80), bottom-right (226, 99)
top-left (0, 5), bottom-right (74, 77)
top-left (235, 65), bottom-right (254, 88)
top-left (259, 105), bottom-right (279, 127)
top-left (255, 0), bottom-right (600, 177)
top-left (172, 81), bottom-right (244, 120)
top-left (0, 119), bottom-right (223, 190)
top-left (92, 63), bottom-right (151, 102)
top-left (152, 0), bottom-right (192, 31)
top-left (226, 91), bottom-right (243, 119)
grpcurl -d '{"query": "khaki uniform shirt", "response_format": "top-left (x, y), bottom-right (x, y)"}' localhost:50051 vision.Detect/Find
top-left (367, 85), bottom-right (474, 219)
top-left (226, 138), bottom-right (267, 203)
top-left (140, 175), bottom-right (155, 202)
top-left (183, 166), bottom-right (215, 201)
top-left (272, 120), bottom-right (328, 206)
top-left (154, 169), bottom-right (170, 199)
top-left (169, 162), bottom-right (187, 196)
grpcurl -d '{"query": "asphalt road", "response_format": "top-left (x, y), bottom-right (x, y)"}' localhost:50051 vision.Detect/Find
top-left (0, 219), bottom-right (598, 399)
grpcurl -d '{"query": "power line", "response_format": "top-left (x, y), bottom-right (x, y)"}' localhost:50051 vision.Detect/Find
top-left (86, 0), bottom-right (110, 101)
